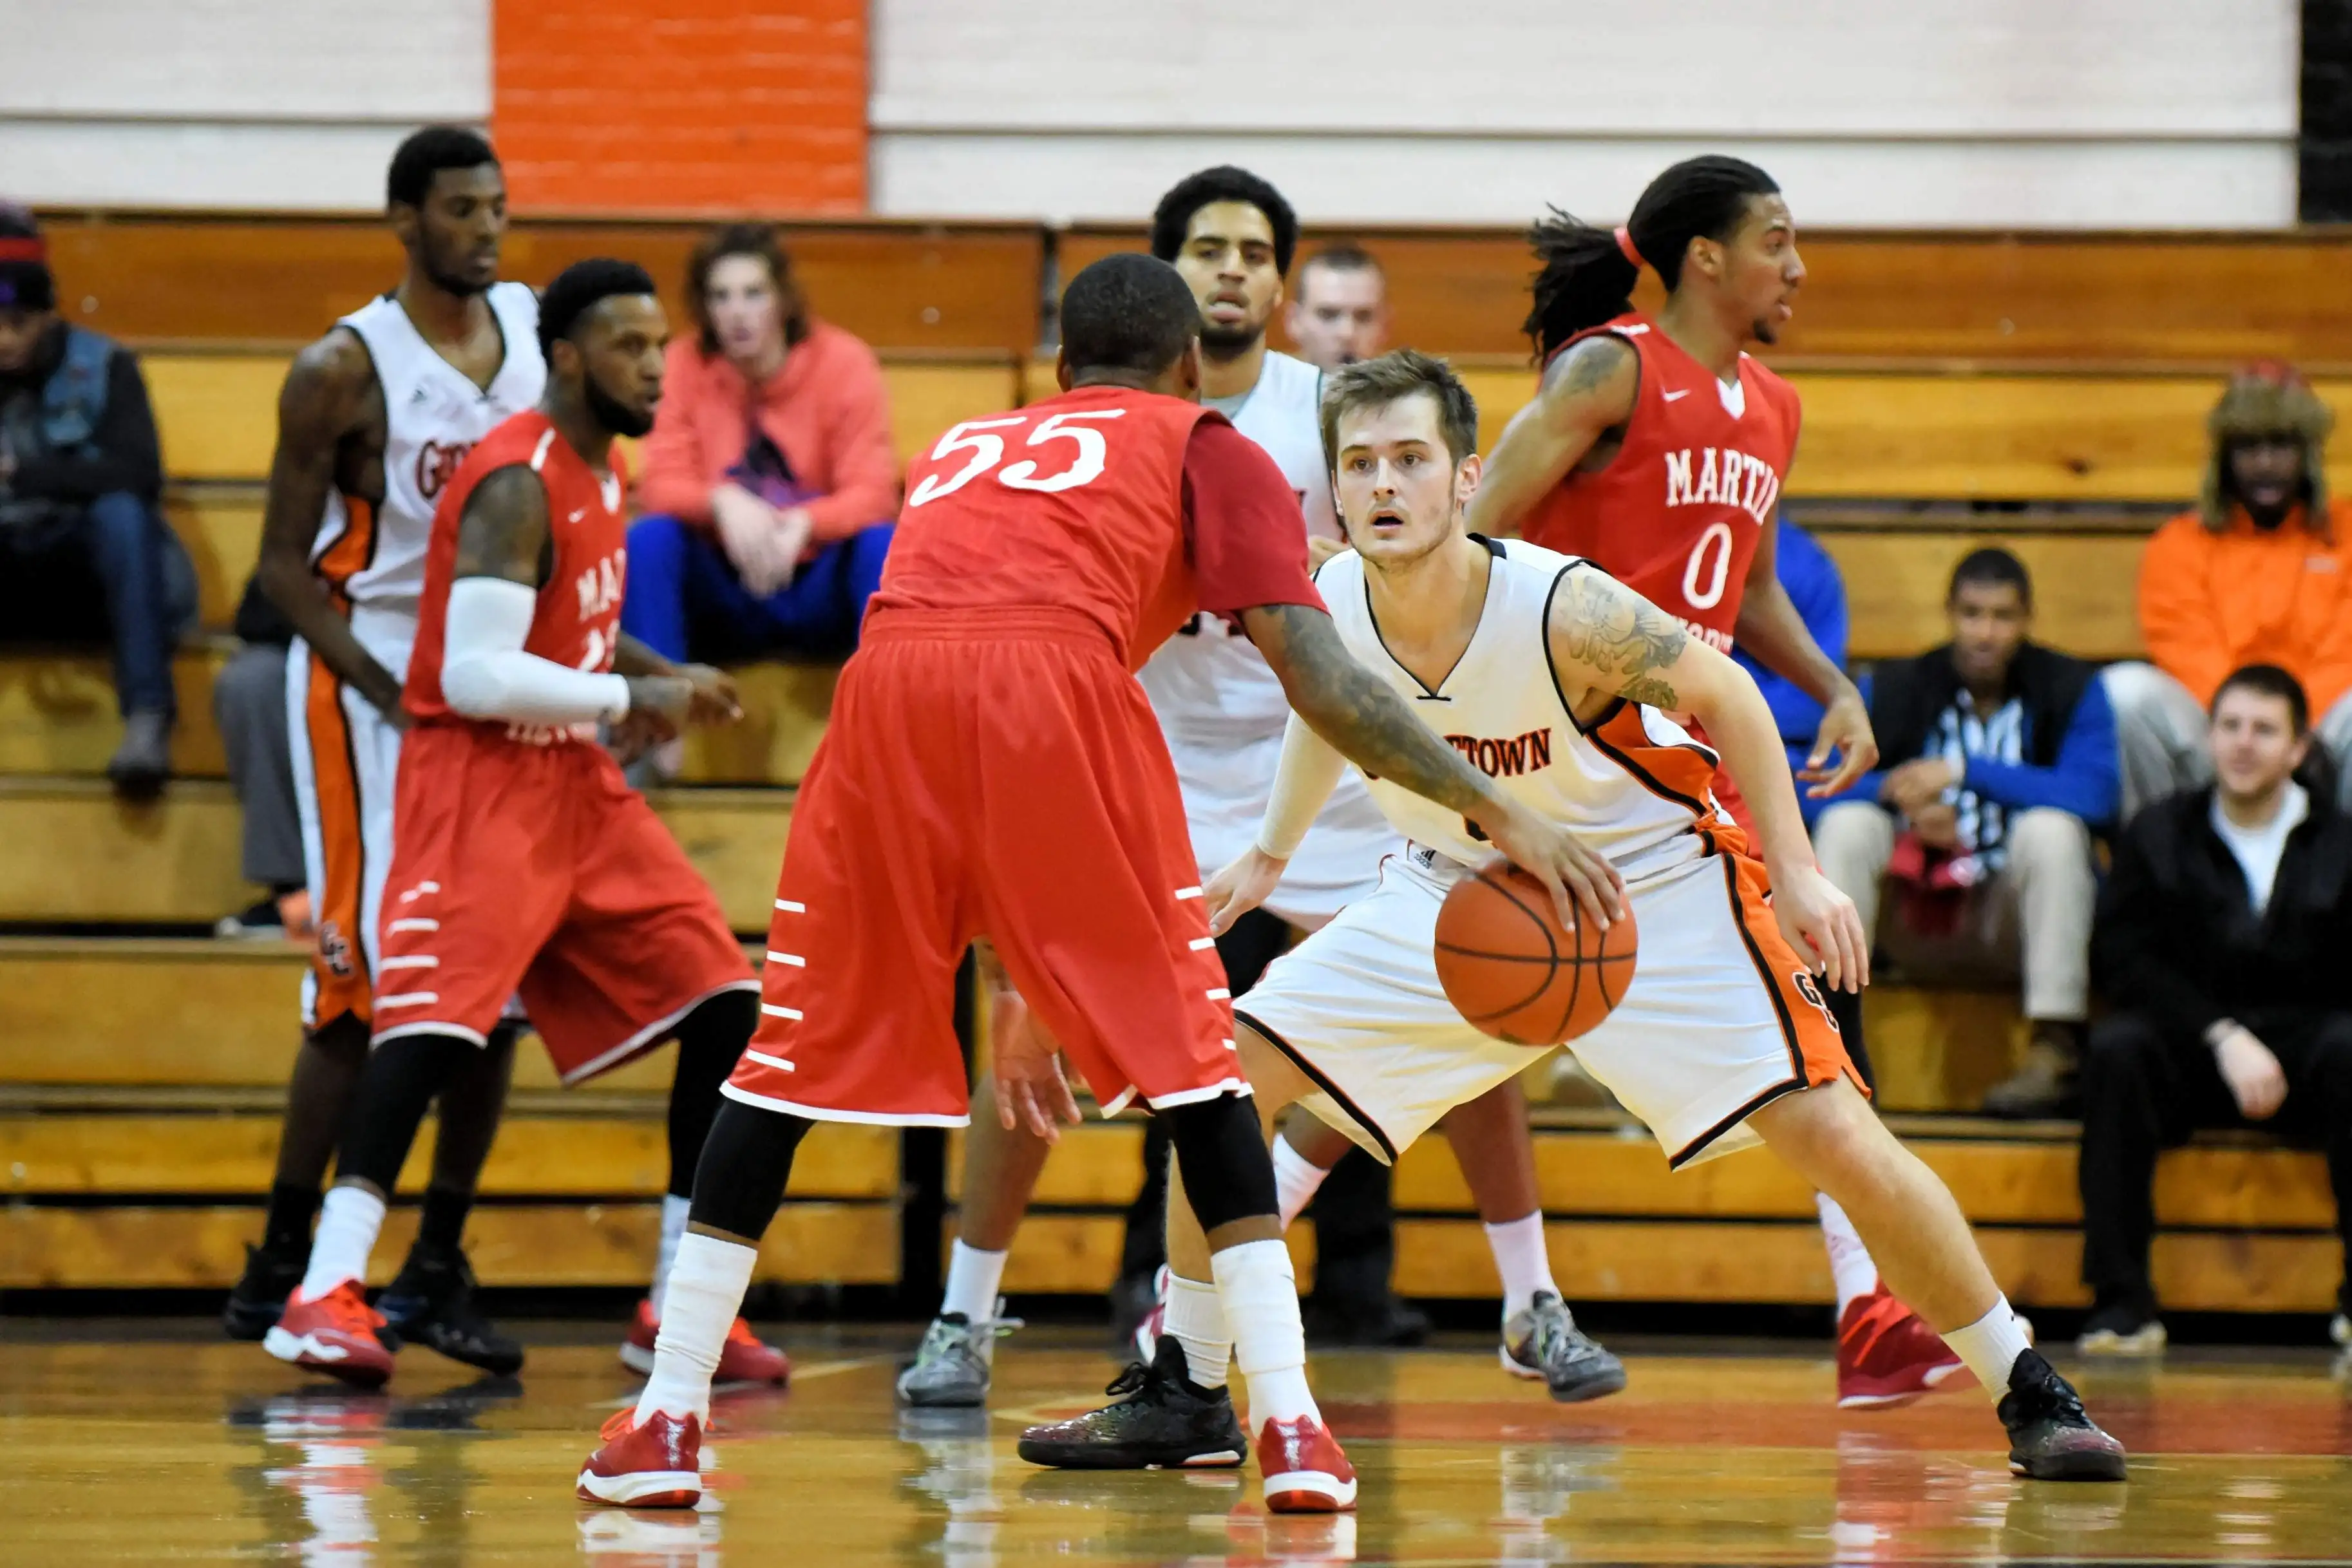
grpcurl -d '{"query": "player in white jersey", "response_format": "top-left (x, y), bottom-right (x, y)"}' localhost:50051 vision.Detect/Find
top-left (223, 128), bottom-right (543, 1372)
top-left (1023, 351), bottom-right (2127, 1484)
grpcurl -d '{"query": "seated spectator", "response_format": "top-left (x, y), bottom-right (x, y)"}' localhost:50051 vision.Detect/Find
top-left (2077, 665), bottom-right (2352, 1356)
top-left (0, 205), bottom-right (194, 797)
top-left (621, 224), bottom-right (896, 703)
top-left (1812, 547), bottom-right (2117, 1118)
top-left (1284, 243), bottom-right (1389, 371)
top-left (2106, 363), bottom-right (2352, 817)
top-left (211, 573), bottom-right (312, 941)
top-left (1731, 515), bottom-right (1850, 826)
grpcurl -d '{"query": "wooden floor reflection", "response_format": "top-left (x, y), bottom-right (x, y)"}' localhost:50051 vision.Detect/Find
top-left (3, 1321), bottom-right (2349, 1564)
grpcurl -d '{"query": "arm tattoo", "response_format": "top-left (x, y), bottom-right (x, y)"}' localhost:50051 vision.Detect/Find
top-left (1546, 334), bottom-right (1634, 398)
top-left (1557, 569), bottom-right (1689, 710)
top-left (1249, 604), bottom-right (1489, 813)
top-left (450, 465), bottom-right (551, 588)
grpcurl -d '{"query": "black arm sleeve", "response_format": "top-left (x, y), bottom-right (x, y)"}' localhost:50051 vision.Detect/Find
top-left (13, 350), bottom-right (165, 504)
top-left (2091, 820), bottom-right (2226, 1037)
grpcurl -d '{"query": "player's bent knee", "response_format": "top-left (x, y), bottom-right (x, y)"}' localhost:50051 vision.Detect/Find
top-left (1233, 1021), bottom-right (1313, 1126)
top-left (1162, 1093), bottom-right (1280, 1234)
top-left (685, 1099), bottom-right (811, 1243)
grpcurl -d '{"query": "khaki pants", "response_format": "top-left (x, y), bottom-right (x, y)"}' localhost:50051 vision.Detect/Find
top-left (2104, 661), bottom-right (2352, 820)
top-left (1812, 800), bottom-right (2094, 1023)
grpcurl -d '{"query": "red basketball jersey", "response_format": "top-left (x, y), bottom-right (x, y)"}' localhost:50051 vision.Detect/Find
top-left (404, 410), bottom-right (630, 736)
top-left (873, 386), bottom-right (1217, 669)
top-left (1519, 312), bottom-right (1801, 652)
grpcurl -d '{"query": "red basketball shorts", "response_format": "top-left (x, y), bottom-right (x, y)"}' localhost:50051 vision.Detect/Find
top-left (370, 723), bottom-right (755, 1083)
top-left (725, 609), bottom-right (1242, 1126)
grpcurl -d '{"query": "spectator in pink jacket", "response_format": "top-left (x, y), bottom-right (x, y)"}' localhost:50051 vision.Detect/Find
top-left (622, 224), bottom-right (896, 673)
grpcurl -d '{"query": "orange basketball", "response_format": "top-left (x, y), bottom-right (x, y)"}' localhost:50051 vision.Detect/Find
top-left (1434, 867), bottom-right (1638, 1046)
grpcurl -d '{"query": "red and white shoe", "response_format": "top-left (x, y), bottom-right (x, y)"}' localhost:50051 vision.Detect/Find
top-left (1257, 1416), bottom-right (1358, 1513)
top-left (1835, 1284), bottom-right (1971, 1408)
top-left (576, 1407), bottom-right (702, 1508)
top-left (263, 1280), bottom-right (395, 1389)
top-left (619, 1298), bottom-right (791, 1384)
top-left (1132, 1264), bottom-right (1171, 1363)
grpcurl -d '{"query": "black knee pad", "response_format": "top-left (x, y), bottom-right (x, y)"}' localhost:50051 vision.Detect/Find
top-left (685, 1099), bottom-right (811, 1242)
top-left (1162, 1092), bottom-right (1278, 1234)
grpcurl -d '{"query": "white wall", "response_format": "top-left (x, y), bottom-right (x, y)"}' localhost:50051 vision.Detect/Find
top-left (869, 0), bottom-right (2299, 228)
top-left (0, 0), bottom-right (489, 209)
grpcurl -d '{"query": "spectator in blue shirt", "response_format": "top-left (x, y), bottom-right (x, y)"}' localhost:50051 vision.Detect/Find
top-left (1732, 518), bottom-right (1849, 826)
top-left (1810, 547), bottom-right (2119, 1120)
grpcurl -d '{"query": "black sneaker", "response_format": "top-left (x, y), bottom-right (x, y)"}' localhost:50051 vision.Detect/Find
top-left (223, 1241), bottom-right (307, 1341)
top-left (1998, 1348), bottom-right (2127, 1480)
top-left (377, 1247), bottom-right (525, 1377)
top-left (2076, 1293), bottom-right (2167, 1358)
top-left (1016, 1338), bottom-right (1247, 1470)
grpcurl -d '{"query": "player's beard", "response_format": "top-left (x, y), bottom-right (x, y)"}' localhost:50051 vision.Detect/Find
top-left (1749, 316), bottom-right (1780, 346)
top-left (1197, 320), bottom-right (1262, 360)
top-left (421, 245), bottom-right (494, 299)
top-left (585, 369), bottom-right (656, 439)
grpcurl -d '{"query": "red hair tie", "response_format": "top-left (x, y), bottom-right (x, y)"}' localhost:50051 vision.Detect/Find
top-left (1613, 225), bottom-right (1644, 269)
top-left (0, 237), bottom-right (46, 263)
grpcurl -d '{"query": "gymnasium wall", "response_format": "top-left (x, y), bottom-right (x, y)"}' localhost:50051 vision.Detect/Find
top-left (0, 0), bottom-right (2299, 227)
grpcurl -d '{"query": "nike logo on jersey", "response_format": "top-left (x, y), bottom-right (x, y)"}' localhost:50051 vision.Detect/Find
top-left (1661, 389), bottom-right (1691, 402)
top-left (409, 386), bottom-right (430, 404)
top-left (567, 509), bottom-right (588, 524)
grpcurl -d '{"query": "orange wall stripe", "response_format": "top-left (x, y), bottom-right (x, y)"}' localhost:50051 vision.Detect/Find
top-left (493, 0), bottom-right (867, 216)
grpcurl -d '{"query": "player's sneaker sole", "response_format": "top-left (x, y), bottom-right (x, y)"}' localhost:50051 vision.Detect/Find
top-left (1265, 1467), bottom-right (1358, 1512)
top-left (263, 1326), bottom-right (393, 1389)
top-left (574, 1468), bottom-right (701, 1508)
top-left (1835, 1359), bottom-right (1970, 1409)
top-left (1498, 1343), bottom-right (1629, 1402)
top-left (1014, 1433), bottom-right (1244, 1469)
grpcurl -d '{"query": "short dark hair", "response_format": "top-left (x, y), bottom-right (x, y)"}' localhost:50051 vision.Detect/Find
top-left (685, 223), bottom-right (809, 356)
top-left (1150, 166), bottom-right (1300, 277)
top-left (1948, 545), bottom-right (2032, 609)
top-left (1298, 242), bottom-right (1383, 292)
top-left (1320, 350), bottom-right (1479, 471)
top-left (1524, 155), bottom-right (1779, 359)
top-left (387, 126), bottom-right (500, 209)
top-left (2214, 663), bottom-right (2310, 733)
top-left (538, 258), bottom-right (658, 361)
top-left (1060, 254), bottom-right (1200, 377)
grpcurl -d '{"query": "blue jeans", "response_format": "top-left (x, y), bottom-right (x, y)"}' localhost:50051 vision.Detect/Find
top-left (620, 513), bottom-right (893, 664)
top-left (1, 490), bottom-right (195, 715)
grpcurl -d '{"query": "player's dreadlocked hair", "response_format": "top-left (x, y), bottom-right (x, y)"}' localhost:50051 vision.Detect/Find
top-left (1522, 156), bottom-right (1780, 361)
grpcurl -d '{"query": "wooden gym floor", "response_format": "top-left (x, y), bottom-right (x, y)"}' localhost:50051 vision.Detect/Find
top-left (2, 1320), bottom-right (2348, 1564)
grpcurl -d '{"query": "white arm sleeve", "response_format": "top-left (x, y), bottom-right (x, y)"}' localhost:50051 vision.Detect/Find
top-left (439, 576), bottom-right (632, 725)
top-left (1255, 711), bottom-right (1349, 860)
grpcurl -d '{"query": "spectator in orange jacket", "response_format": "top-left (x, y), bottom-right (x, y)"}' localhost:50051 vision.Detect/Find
top-left (621, 225), bottom-right (896, 702)
top-left (2105, 363), bottom-right (2352, 817)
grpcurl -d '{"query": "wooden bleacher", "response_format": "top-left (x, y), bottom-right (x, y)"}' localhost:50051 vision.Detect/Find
top-left (5, 213), bottom-right (2338, 1313)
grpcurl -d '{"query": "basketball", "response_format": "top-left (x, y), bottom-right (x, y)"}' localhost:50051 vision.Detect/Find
top-left (1434, 866), bottom-right (1638, 1046)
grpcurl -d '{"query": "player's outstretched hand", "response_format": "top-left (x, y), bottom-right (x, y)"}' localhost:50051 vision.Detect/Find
top-left (1771, 863), bottom-right (1869, 994)
top-left (1203, 847), bottom-right (1286, 936)
top-left (679, 663), bottom-right (743, 728)
top-left (990, 988), bottom-right (1081, 1142)
top-left (1801, 686), bottom-right (1881, 798)
top-left (1475, 797), bottom-right (1625, 934)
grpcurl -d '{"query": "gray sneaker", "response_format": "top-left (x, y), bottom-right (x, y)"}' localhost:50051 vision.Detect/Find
top-left (1501, 1292), bottom-right (1627, 1403)
top-left (896, 1307), bottom-right (1014, 1408)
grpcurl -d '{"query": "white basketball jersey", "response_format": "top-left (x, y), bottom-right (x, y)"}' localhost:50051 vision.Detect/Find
top-left (1322, 538), bottom-right (1721, 877)
top-left (311, 281), bottom-right (544, 668)
top-left (1135, 350), bottom-right (1392, 922)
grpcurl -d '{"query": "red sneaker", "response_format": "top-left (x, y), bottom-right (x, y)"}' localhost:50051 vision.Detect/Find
top-left (1257, 1416), bottom-right (1358, 1513)
top-left (1836, 1285), bottom-right (1972, 1408)
top-left (618, 1298), bottom-right (790, 1385)
top-left (576, 1407), bottom-right (702, 1508)
top-left (263, 1280), bottom-right (395, 1389)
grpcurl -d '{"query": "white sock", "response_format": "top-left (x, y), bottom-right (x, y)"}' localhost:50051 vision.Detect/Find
top-left (635, 1233), bottom-right (758, 1425)
top-left (1271, 1138), bottom-right (1331, 1229)
top-left (1942, 1296), bottom-right (2034, 1403)
top-left (1816, 1194), bottom-right (1881, 1318)
top-left (299, 1185), bottom-right (386, 1299)
top-left (940, 1240), bottom-right (1009, 1323)
top-left (1211, 1238), bottom-right (1318, 1433)
top-left (1164, 1272), bottom-right (1231, 1388)
top-left (1483, 1212), bottom-right (1559, 1322)
top-left (650, 1193), bottom-right (690, 1318)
